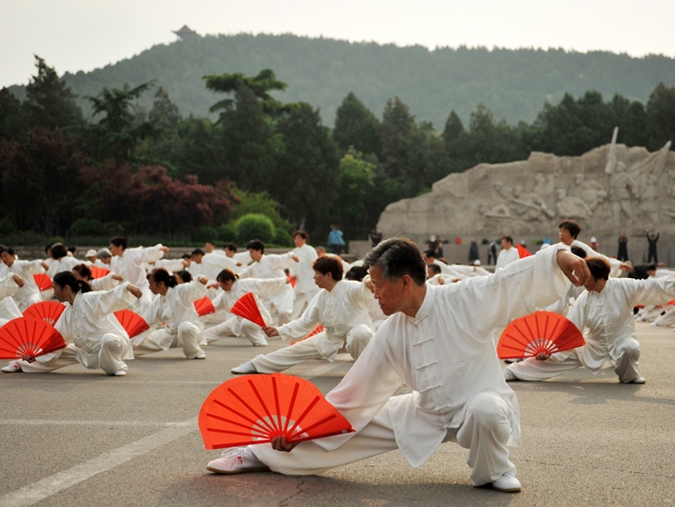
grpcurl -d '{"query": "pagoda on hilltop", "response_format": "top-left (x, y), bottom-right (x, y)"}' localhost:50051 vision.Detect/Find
top-left (173, 25), bottom-right (199, 40)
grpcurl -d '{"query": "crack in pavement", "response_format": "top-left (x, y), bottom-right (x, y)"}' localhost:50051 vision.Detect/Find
top-left (278, 478), bottom-right (306, 507)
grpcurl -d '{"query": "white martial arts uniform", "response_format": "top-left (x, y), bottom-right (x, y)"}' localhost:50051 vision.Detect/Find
top-left (426, 273), bottom-right (445, 286)
top-left (154, 258), bottom-right (186, 274)
top-left (2, 259), bottom-right (44, 311)
top-left (571, 240), bottom-right (622, 277)
top-left (137, 279), bottom-right (208, 358)
top-left (495, 247), bottom-right (519, 270)
top-left (90, 273), bottom-right (121, 292)
top-left (290, 243), bottom-right (319, 318)
top-left (0, 274), bottom-right (22, 326)
top-left (17, 283), bottom-right (137, 375)
top-left (203, 277), bottom-right (287, 346)
top-left (239, 253), bottom-right (297, 325)
top-left (251, 245), bottom-right (571, 485)
top-left (200, 253), bottom-right (240, 282)
top-left (110, 244), bottom-right (165, 311)
top-left (249, 277), bottom-right (374, 373)
top-left (45, 256), bottom-right (80, 278)
top-left (507, 276), bottom-right (675, 383)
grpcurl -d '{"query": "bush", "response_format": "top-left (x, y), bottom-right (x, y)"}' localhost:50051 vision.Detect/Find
top-left (235, 214), bottom-right (275, 244)
top-left (218, 223), bottom-right (236, 243)
top-left (192, 226), bottom-right (219, 243)
top-left (0, 218), bottom-right (16, 236)
top-left (273, 228), bottom-right (293, 247)
top-left (70, 218), bottom-right (109, 236)
top-left (50, 236), bottom-right (66, 245)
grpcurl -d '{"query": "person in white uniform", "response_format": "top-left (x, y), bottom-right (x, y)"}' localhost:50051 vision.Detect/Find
top-left (238, 240), bottom-right (299, 325)
top-left (72, 264), bottom-right (122, 292)
top-left (290, 230), bottom-right (319, 318)
top-left (495, 236), bottom-right (519, 270)
top-left (109, 236), bottom-right (168, 312)
top-left (231, 256), bottom-right (373, 374)
top-left (504, 257), bottom-right (675, 384)
top-left (202, 269), bottom-right (289, 346)
top-left (1, 272), bottom-right (142, 375)
top-left (0, 247), bottom-right (44, 310)
top-left (0, 272), bottom-right (24, 325)
top-left (135, 268), bottom-right (209, 359)
top-left (557, 219), bottom-right (625, 277)
top-left (207, 238), bottom-right (588, 493)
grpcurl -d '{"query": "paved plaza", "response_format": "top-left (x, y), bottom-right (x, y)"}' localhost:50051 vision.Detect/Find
top-left (1, 321), bottom-right (675, 507)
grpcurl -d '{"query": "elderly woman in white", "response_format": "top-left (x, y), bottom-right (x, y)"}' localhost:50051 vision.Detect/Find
top-left (1, 271), bottom-right (141, 375)
top-left (203, 269), bottom-right (288, 347)
top-left (136, 268), bottom-right (209, 359)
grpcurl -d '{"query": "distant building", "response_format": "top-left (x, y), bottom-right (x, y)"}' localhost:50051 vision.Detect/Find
top-left (173, 25), bottom-right (199, 40)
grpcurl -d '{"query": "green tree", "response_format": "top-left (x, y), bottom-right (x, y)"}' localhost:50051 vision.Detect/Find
top-left (85, 81), bottom-right (157, 162)
top-left (380, 97), bottom-right (415, 183)
top-left (331, 150), bottom-right (376, 235)
top-left (645, 82), bottom-right (675, 150)
top-left (170, 116), bottom-right (225, 184)
top-left (220, 86), bottom-right (277, 191)
top-left (24, 55), bottom-right (83, 131)
top-left (333, 92), bottom-right (381, 157)
top-left (146, 86), bottom-right (183, 169)
top-left (0, 87), bottom-right (27, 140)
top-left (229, 188), bottom-right (291, 232)
top-left (273, 102), bottom-right (340, 233)
top-left (203, 68), bottom-right (287, 117)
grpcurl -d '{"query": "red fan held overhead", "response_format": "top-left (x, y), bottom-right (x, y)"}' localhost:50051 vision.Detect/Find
top-left (497, 311), bottom-right (585, 360)
top-left (230, 292), bottom-right (266, 327)
top-left (114, 310), bottom-right (150, 338)
top-left (516, 244), bottom-right (532, 258)
top-left (89, 266), bottom-right (110, 279)
top-left (23, 301), bottom-right (66, 326)
top-left (199, 373), bottom-right (354, 449)
top-left (33, 274), bottom-right (52, 291)
top-left (0, 317), bottom-right (66, 361)
top-left (194, 296), bottom-right (216, 317)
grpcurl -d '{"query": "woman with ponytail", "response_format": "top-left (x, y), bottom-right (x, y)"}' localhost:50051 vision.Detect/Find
top-left (135, 268), bottom-right (209, 359)
top-left (3, 271), bottom-right (142, 375)
top-left (203, 269), bottom-right (288, 347)
top-left (72, 264), bottom-right (123, 292)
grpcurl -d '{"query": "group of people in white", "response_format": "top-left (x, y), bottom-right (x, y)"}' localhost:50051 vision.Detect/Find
top-left (1, 219), bottom-right (673, 494)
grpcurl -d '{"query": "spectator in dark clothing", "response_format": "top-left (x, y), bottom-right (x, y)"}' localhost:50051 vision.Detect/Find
top-left (617, 232), bottom-right (629, 262)
top-left (646, 228), bottom-right (660, 264)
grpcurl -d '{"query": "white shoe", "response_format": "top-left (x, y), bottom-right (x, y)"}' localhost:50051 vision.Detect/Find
top-left (193, 353), bottom-right (206, 360)
top-left (1, 360), bottom-right (22, 373)
top-left (502, 368), bottom-right (518, 381)
top-left (113, 370), bottom-right (127, 376)
top-left (491, 472), bottom-right (521, 493)
top-left (231, 361), bottom-right (257, 374)
top-left (206, 447), bottom-right (269, 475)
top-left (622, 376), bottom-right (646, 384)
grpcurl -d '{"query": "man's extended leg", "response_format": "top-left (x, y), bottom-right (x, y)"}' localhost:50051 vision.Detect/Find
top-left (247, 334), bottom-right (328, 373)
top-left (614, 338), bottom-right (643, 383)
top-left (504, 353), bottom-right (583, 381)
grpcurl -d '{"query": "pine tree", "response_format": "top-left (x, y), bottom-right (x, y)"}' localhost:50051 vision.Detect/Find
top-left (333, 92), bottom-right (381, 157)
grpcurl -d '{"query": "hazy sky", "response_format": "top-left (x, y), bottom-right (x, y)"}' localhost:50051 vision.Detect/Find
top-left (2, 0), bottom-right (675, 88)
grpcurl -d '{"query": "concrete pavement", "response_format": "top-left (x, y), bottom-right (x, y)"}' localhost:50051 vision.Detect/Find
top-left (1, 322), bottom-right (675, 506)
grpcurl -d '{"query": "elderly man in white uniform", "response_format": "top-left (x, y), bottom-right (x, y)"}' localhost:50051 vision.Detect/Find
top-left (495, 236), bottom-right (520, 270)
top-left (208, 238), bottom-right (588, 493)
top-left (109, 236), bottom-right (168, 312)
top-left (504, 257), bottom-right (675, 384)
top-left (290, 230), bottom-right (319, 318)
top-left (231, 256), bottom-right (373, 374)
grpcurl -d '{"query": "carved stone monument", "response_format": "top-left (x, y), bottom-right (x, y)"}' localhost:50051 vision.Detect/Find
top-left (376, 136), bottom-right (674, 263)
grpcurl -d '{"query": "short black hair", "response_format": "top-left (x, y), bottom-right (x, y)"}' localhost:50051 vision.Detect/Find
top-left (586, 257), bottom-right (610, 281)
top-left (72, 264), bottom-right (92, 280)
top-left (427, 264), bottom-right (442, 275)
top-left (501, 236), bottom-right (514, 245)
top-left (191, 248), bottom-right (205, 257)
top-left (363, 238), bottom-right (426, 286)
top-left (175, 269), bottom-right (193, 283)
top-left (246, 239), bottom-right (265, 254)
top-left (293, 230), bottom-right (309, 241)
top-left (423, 249), bottom-right (437, 259)
top-left (225, 243), bottom-right (237, 252)
top-left (217, 269), bottom-right (238, 283)
top-left (50, 243), bottom-right (68, 260)
top-left (313, 256), bottom-right (343, 281)
top-left (181, 253), bottom-right (191, 260)
top-left (558, 220), bottom-right (581, 239)
top-left (570, 246), bottom-right (587, 259)
top-left (110, 236), bottom-right (128, 250)
top-left (344, 266), bottom-right (368, 281)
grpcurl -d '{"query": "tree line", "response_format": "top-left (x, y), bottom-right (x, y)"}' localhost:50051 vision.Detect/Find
top-left (1, 56), bottom-right (674, 246)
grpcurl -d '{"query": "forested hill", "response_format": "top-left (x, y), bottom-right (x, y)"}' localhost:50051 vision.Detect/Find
top-left (8, 33), bottom-right (675, 127)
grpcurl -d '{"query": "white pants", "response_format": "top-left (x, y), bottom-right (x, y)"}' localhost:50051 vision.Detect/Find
top-left (18, 335), bottom-right (129, 375)
top-left (16, 293), bottom-right (41, 312)
top-left (506, 339), bottom-right (641, 383)
top-left (652, 307), bottom-right (675, 327)
top-left (291, 288), bottom-right (319, 320)
top-left (135, 322), bottom-right (205, 358)
top-left (251, 326), bottom-right (372, 373)
top-left (203, 316), bottom-right (267, 346)
top-left (250, 392), bottom-right (516, 486)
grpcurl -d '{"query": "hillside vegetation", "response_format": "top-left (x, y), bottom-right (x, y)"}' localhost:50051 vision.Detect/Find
top-left (8, 33), bottom-right (675, 127)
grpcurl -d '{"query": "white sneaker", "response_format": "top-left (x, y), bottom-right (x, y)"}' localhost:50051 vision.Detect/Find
top-left (1, 360), bottom-right (22, 373)
top-left (113, 370), bottom-right (127, 376)
top-left (491, 472), bottom-right (522, 492)
top-left (193, 353), bottom-right (206, 360)
top-left (206, 447), bottom-right (269, 474)
top-left (231, 361), bottom-right (257, 374)
top-left (502, 368), bottom-right (518, 381)
top-left (622, 376), bottom-right (646, 384)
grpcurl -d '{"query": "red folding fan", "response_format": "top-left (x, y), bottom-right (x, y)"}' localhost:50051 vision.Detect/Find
top-left (33, 273), bottom-right (53, 291)
top-left (0, 317), bottom-right (66, 361)
top-left (23, 301), bottom-right (66, 326)
top-left (89, 266), bottom-right (110, 279)
top-left (114, 309), bottom-right (150, 338)
top-left (291, 325), bottom-right (324, 346)
top-left (497, 311), bottom-right (585, 360)
top-left (199, 373), bottom-right (354, 449)
top-left (516, 244), bottom-right (532, 258)
top-left (287, 274), bottom-right (297, 288)
top-left (194, 296), bottom-right (216, 317)
top-left (230, 292), bottom-right (266, 327)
